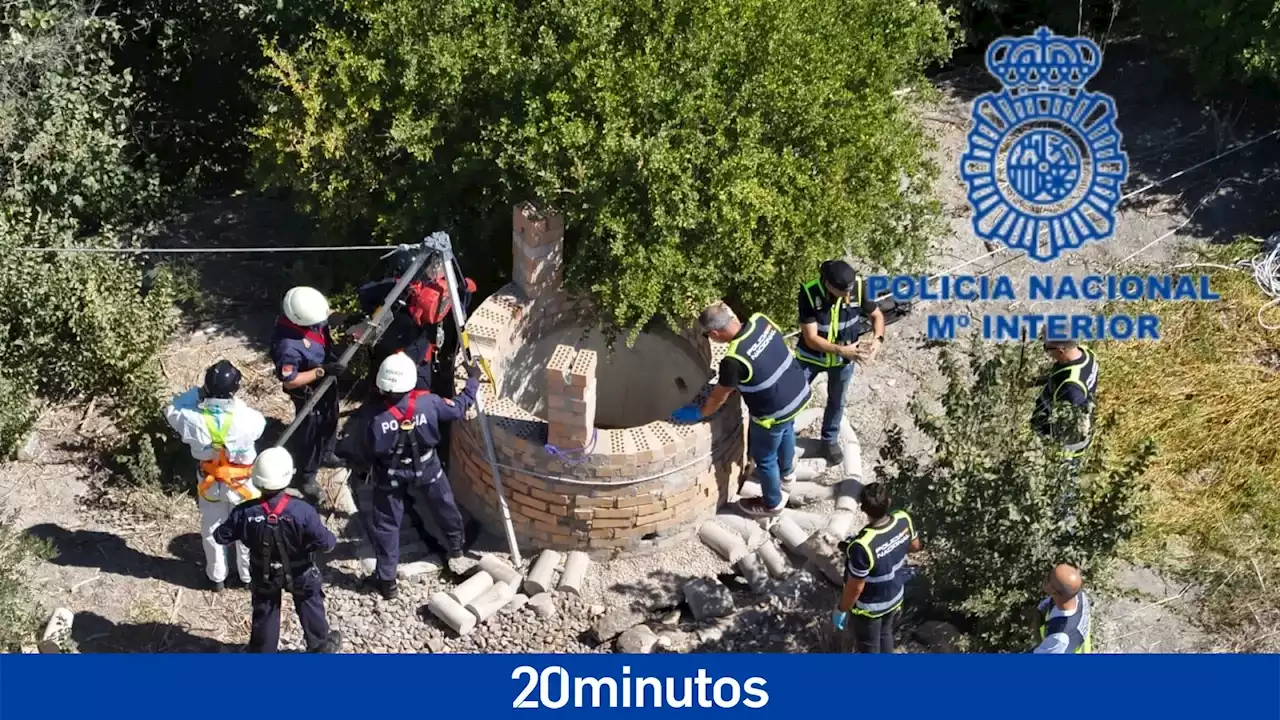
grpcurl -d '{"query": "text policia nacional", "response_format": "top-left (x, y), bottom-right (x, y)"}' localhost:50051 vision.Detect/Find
top-left (866, 274), bottom-right (1221, 342)
top-left (511, 665), bottom-right (769, 710)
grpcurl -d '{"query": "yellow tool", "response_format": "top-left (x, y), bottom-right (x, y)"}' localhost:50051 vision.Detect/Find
top-left (460, 330), bottom-right (498, 387)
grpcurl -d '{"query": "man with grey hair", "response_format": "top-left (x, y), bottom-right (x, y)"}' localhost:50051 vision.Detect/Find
top-left (671, 302), bottom-right (811, 517)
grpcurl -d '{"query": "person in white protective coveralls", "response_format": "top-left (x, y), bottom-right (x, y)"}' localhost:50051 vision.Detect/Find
top-left (163, 360), bottom-right (267, 591)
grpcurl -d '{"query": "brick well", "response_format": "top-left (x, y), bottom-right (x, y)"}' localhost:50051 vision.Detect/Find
top-left (449, 201), bottom-right (747, 560)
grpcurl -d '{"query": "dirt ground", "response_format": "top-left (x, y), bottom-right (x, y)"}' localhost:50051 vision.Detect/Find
top-left (3, 44), bottom-right (1276, 653)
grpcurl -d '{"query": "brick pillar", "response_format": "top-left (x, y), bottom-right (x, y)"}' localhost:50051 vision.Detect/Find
top-left (513, 202), bottom-right (564, 300)
top-left (546, 345), bottom-right (597, 450)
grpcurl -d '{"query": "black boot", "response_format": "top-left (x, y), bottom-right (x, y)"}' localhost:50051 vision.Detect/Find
top-left (311, 630), bottom-right (343, 653)
top-left (824, 442), bottom-right (845, 466)
top-left (363, 575), bottom-right (398, 601)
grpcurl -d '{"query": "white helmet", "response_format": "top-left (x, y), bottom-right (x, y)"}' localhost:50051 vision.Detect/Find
top-left (252, 447), bottom-right (295, 491)
top-left (376, 352), bottom-right (417, 394)
top-left (282, 286), bottom-right (329, 327)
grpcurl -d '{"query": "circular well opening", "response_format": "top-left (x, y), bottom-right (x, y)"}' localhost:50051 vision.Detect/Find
top-left (501, 326), bottom-right (710, 429)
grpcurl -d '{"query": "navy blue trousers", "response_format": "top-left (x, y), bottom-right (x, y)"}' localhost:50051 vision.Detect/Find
top-left (287, 389), bottom-right (339, 488)
top-left (369, 468), bottom-right (465, 581)
top-left (248, 567), bottom-right (330, 653)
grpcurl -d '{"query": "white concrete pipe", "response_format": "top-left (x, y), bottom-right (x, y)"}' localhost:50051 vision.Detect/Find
top-left (523, 550), bottom-right (562, 595)
top-left (781, 509), bottom-right (824, 533)
top-left (698, 521), bottom-right (749, 563)
top-left (770, 516), bottom-right (812, 551)
top-left (714, 514), bottom-right (760, 540)
top-left (841, 440), bottom-right (863, 480)
top-left (757, 540), bottom-right (791, 578)
top-left (785, 482), bottom-right (836, 507)
top-left (835, 478), bottom-right (862, 512)
top-left (825, 510), bottom-right (856, 539)
top-left (800, 533), bottom-right (845, 586)
top-left (558, 551), bottom-right (591, 595)
top-left (528, 592), bottom-right (557, 619)
top-left (428, 591), bottom-right (477, 636)
top-left (477, 555), bottom-right (523, 587)
top-left (736, 553), bottom-right (771, 593)
top-left (794, 407), bottom-right (824, 434)
top-left (448, 570), bottom-right (495, 606)
top-left (466, 581), bottom-right (518, 622)
top-left (793, 459), bottom-right (827, 482)
top-left (505, 593), bottom-right (530, 614)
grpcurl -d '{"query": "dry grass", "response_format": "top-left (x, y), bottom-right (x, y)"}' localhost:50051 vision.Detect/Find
top-left (1099, 267), bottom-right (1280, 650)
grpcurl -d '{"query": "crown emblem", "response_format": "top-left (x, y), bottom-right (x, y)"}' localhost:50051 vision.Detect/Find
top-left (986, 26), bottom-right (1102, 91)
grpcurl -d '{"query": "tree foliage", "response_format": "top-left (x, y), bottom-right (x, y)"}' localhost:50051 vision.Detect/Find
top-left (100, 0), bottom-right (333, 193)
top-left (254, 0), bottom-right (955, 331)
top-left (877, 340), bottom-right (1154, 651)
top-left (0, 0), bottom-right (177, 460)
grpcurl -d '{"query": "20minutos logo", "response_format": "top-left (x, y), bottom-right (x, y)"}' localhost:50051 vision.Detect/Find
top-left (512, 666), bottom-right (770, 709)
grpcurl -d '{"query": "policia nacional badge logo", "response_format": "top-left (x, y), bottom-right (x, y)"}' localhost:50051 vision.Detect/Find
top-left (960, 27), bottom-right (1129, 262)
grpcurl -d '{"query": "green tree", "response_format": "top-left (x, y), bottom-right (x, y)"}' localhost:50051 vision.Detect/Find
top-left (254, 0), bottom-right (955, 331)
top-left (1134, 0), bottom-right (1280, 96)
top-left (0, 0), bottom-right (177, 460)
top-left (877, 340), bottom-right (1154, 651)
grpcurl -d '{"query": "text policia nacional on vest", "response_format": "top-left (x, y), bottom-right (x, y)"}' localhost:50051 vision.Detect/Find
top-left (864, 274), bottom-right (1221, 342)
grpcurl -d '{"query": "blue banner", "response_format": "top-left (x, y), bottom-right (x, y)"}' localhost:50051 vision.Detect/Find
top-left (2, 654), bottom-right (1278, 718)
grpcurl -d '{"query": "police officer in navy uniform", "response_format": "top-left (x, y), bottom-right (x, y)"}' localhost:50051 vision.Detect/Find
top-left (213, 447), bottom-right (342, 653)
top-left (1033, 564), bottom-right (1092, 654)
top-left (337, 352), bottom-right (481, 599)
top-left (1030, 337), bottom-right (1098, 458)
top-left (795, 260), bottom-right (885, 465)
top-left (832, 482), bottom-right (921, 653)
top-left (671, 302), bottom-right (811, 518)
top-left (271, 286), bottom-right (347, 502)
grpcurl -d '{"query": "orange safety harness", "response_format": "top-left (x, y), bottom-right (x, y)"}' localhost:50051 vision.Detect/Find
top-left (196, 409), bottom-right (260, 503)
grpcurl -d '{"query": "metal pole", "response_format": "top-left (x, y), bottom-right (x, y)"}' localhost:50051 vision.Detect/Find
top-left (275, 243), bottom-right (435, 449)
top-left (424, 232), bottom-right (525, 567)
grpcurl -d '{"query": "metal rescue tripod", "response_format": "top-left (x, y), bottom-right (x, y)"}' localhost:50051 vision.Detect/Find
top-left (273, 232), bottom-right (524, 567)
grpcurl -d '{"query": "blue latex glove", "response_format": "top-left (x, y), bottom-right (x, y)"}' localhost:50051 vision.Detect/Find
top-left (831, 609), bottom-right (848, 631)
top-left (670, 404), bottom-right (703, 424)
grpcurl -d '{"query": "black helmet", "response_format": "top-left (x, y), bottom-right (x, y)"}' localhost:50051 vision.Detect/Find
top-left (386, 248), bottom-right (421, 278)
top-left (202, 360), bottom-right (242, 399)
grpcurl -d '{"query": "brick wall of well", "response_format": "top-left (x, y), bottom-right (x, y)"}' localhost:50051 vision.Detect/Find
top-left (446, 202), bottom-right (747, 559)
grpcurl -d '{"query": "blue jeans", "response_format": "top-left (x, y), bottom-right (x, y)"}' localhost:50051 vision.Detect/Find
top-left (748, 420), bottom-right (796, 509)
top-left (800, 361), bottom-right (855, 445)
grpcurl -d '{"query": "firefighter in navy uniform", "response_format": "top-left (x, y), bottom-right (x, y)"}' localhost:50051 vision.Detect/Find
top-left (270, 286), bottom-right (348, 502)
top-left (355, 248), bottom-right (476, 395)
top-left (832, 482), bottom-right (922, 653)
top-left (1030, 337), bottom-right (1099, 458)
top-left (794, 260), bottom-right (885, 465)
top-left (337, 352), bottom-right (481, 600)
top-left (213, 447), bottom-right (342, 654)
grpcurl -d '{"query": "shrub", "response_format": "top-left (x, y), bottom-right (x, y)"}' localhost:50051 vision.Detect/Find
top-left (0, 0), bottom-right (177, 461)
top-left (877, 339), bottom-right (1154, 651)
top-left (254, 0), bottom-right (955, 332)
top-left (0, 511), bottom-right (53, 652)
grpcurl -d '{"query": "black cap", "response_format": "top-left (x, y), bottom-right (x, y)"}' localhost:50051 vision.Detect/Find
top-left (820, 260), bottom-right (857, 292)
top-left (202, 360), bottom-right (242, 399)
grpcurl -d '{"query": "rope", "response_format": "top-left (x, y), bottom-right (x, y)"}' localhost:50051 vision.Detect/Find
top-left (6, 244), bottom-right (393, 254)
top-left (1239, 236), bottom-right (1280, 331)
top-left (543, 428), bottom-right (599, 465)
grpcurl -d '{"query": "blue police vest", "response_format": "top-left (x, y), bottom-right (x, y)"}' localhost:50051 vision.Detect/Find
top-left (847, 510), bottom-right (914, 618)
top-left (370, 390), bottom-right (442, 488)
top-left (795, 277), bottom-right (869, 368)
top-left (1039, 591), bottom-right (1093, 653)
top-left (724, 314), bottom-right (811, 428)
